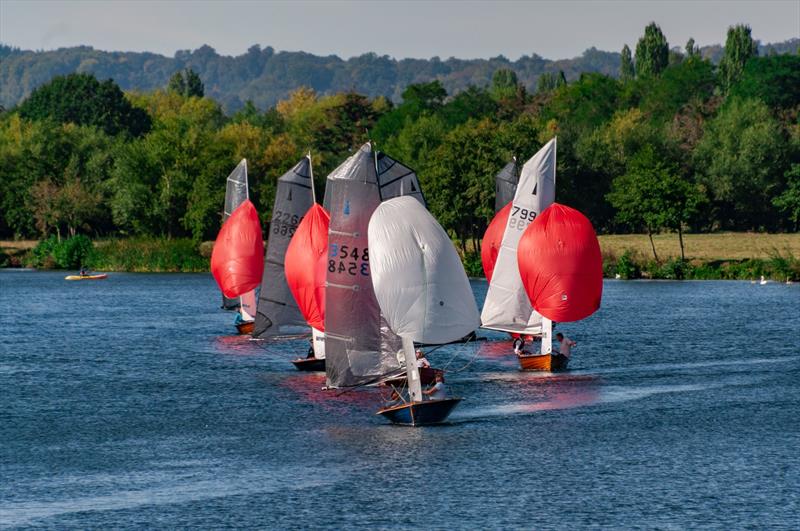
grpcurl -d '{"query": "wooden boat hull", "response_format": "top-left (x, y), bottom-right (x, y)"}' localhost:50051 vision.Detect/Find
top-left (383, 367), bottom-right (442, 387)
top-left (377, 398), bottom-right (462, 426)
top-left (291, 357), bottom-right (325, 372)
top-left (65, 274), bottom-right (107, 281)
top-left (517, 353), bottom-right (569, 372)
top-left (235, 321), bottom-right (255, 335)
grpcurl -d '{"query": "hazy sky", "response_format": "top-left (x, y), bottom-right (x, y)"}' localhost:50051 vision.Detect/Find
top-left (1, 0), bottom-right (798, 60)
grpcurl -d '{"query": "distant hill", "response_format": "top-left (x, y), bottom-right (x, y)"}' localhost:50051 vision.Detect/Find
top-left (1, 39), bottom-right (797, 112)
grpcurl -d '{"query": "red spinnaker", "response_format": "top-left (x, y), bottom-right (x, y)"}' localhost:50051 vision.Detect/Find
top-left (285, 204), bottom-right (329, 331)
top-left (517, 203), bottom-right (602, 322)
top-left (481, 201), bottom-right (512, 282)
top-left (211, 200), bottom-right (264, 299)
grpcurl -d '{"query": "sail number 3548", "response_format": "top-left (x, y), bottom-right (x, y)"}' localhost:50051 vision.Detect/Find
top-left (508, 206), bottom-right (537, 230)
top-left (328, 244), bottom-right (369, 276)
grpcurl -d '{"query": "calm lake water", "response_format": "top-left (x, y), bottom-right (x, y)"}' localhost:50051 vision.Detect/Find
top-left (1, 271), bottom-right (798, 529)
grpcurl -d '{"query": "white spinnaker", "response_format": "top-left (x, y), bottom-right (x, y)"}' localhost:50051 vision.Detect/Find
top-left (480, 138), bottom-right (556, 334)
top-left (369, 196), bottom-right (480, 345)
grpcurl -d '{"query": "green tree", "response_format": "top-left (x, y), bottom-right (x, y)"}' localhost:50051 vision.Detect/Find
top-left (168, 69), bottom-right (205, 98)
top-left (730, 55), bottom-right (800, 110)
top-left (620, 44), bottom-right (635, 81)
top-left (537, 71), bottom-right (567, 93)
top-left (685, 38), bottom-right (699, 58)
top-left (607, 146), bottom-right (703, 260)
top-left (695, 97), bottom-right (787, 230)
top-left (18, 73), bottom-right (150, 137)
top-left (635, 22), bottom-right (669, 77)
top-left (773, 163), bottom-right (800, 230)
top-left (719, 24), bottom-right (758, 91)
top-left (490, 68), bottom-right (519, 100)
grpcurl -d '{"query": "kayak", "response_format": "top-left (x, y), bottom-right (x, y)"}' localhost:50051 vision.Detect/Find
top-left (65, 274), bottom-right (108, 281)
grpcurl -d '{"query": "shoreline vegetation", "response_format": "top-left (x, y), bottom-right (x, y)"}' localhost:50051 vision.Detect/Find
top-left (2, 234), bottom-right (798, 281)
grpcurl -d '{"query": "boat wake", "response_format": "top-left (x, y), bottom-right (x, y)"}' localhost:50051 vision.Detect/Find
top-left (0, 465), bottom-right (338, 527)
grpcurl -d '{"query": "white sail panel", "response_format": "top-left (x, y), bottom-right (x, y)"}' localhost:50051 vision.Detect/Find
top-left (480, 138), bottom-right (556, 334)
top-left (240, 290), bottom-right (257, 321)
top-left (369, 196), bottom-right (480, 345)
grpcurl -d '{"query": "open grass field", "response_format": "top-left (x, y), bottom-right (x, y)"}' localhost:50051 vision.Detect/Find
top-left (598, 233), bottom-right (800, 261)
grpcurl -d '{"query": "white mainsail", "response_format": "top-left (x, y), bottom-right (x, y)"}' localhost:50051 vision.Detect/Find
top-left (480, 138), bottom-right (556, 334)
top-left (369, 196), bottom-right (480, 401)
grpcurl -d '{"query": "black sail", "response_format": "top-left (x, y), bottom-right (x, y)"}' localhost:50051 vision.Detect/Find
top-left (252, 156), bottom-right (314, 337)
top-left (376, 151), bottom-right (426, 207)
top-left (495, 159), bottom-right (519, 213)
top-left (324, 143), bottom-right (403, 388)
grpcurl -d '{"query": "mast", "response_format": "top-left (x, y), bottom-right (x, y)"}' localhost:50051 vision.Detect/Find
top-left (402, 337), bottom-right (423, 402)
top-left (308, 151), bottom-right (316, 205)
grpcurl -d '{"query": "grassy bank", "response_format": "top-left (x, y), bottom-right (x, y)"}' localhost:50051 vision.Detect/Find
top-left (1, 237), bottom-right (208, 272)
top-left (3, 233), bottom-right (799, 280)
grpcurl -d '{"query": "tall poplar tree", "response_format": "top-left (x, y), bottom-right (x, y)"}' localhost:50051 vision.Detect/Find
top-left (635, 23), bottom-right (669, 77)
top-left (620, 44), bottom-right (635, 81)
top-left (719, 24), bottom-right (758, 91)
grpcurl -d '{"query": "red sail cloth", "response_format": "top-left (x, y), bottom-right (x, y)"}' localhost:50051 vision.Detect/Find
top-left (211, 200), bottom-right (264, 299)
top-left (285, 204), bottom-right (329, 331)
top-left (517, 203), bottom-right (602, 322)
top-left (481, 201), bottom-right (512, 282)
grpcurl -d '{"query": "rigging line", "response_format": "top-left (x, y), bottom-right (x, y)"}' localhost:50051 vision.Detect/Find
top-left (439, 335), bottom-right (482, 374)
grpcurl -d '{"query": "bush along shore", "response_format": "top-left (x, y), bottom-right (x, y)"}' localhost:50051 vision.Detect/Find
top-left (3, 235), bottom-right (798, 281)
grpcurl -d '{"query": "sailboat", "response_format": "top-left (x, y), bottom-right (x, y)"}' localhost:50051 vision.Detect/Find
top-left (480, 138), bottom-right (557, 369)
top-left (219, 159), bottom-right (258, 332)
top-left (517, 203), bottom-right (603, 370)
top-left (323, 142), bottom-right (405, 389)
top-left (252, 155), bottom-right (315, 338)
top-left (284, 202), bottom-right (330, 371)
top-left (371, 196), bottom-right (480, 426)
top-left (211, 199), bottom-right (264, 333)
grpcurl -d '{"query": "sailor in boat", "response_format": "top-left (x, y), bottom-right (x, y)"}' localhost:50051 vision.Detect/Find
top-left (306, 338), bottom-right (316, 359)
top-left (513, 337), bottom-right (532, 356)
top-left (386, 389), bottom-right (406, 408)
top-left (79, 266), bottom-right (88, 276)
top-left (555, 333), bottom-right (576, 363)
top-left (416, 349), bottom-right (431, 368)
top-left (423, 373), bottom-right (447, 401)
top-left (233, 307), bottom-right (246, 326)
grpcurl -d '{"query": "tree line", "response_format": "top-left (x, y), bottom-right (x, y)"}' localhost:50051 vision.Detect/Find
top-left (0, 23), bottom-right (798, 261)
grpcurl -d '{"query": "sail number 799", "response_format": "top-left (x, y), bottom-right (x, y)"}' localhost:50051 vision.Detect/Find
top-left (508, 206), bottom-right (537, 230)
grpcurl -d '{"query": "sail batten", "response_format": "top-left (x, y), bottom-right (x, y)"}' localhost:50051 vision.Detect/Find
top-left (481, 139), bottom-right (557, 334)
top-left (253, 156), bottom-right (314, 337)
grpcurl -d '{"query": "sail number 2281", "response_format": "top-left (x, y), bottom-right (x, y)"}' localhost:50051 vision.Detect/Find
top-left (328, 244), bottom-right (369, 276)
top-left (508, 206), bottom-right (537, 230)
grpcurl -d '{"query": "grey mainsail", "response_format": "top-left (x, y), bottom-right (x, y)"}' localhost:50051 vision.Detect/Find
top-left (252, 156), bottom-right (314, 337)
top-left (324, 143), bottom-right (403, 388)
top-left (495, 159), bottom-right (519, 213)
top-left (376, 151), bottom-right (426, 207)
top-left (222, 159), bottom-right (251, 310)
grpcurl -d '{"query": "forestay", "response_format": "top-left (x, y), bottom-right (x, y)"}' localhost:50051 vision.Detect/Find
top-left (480, 138), bottom-right (556, 334)
top-left (253, 156), bottom-right (314, 337)
top-left (324, 143), bottom-right (403, 388)
top-left (222, 159), bottom-right (250, 310)
top-left (369, 196), bottom-right (480, 344)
